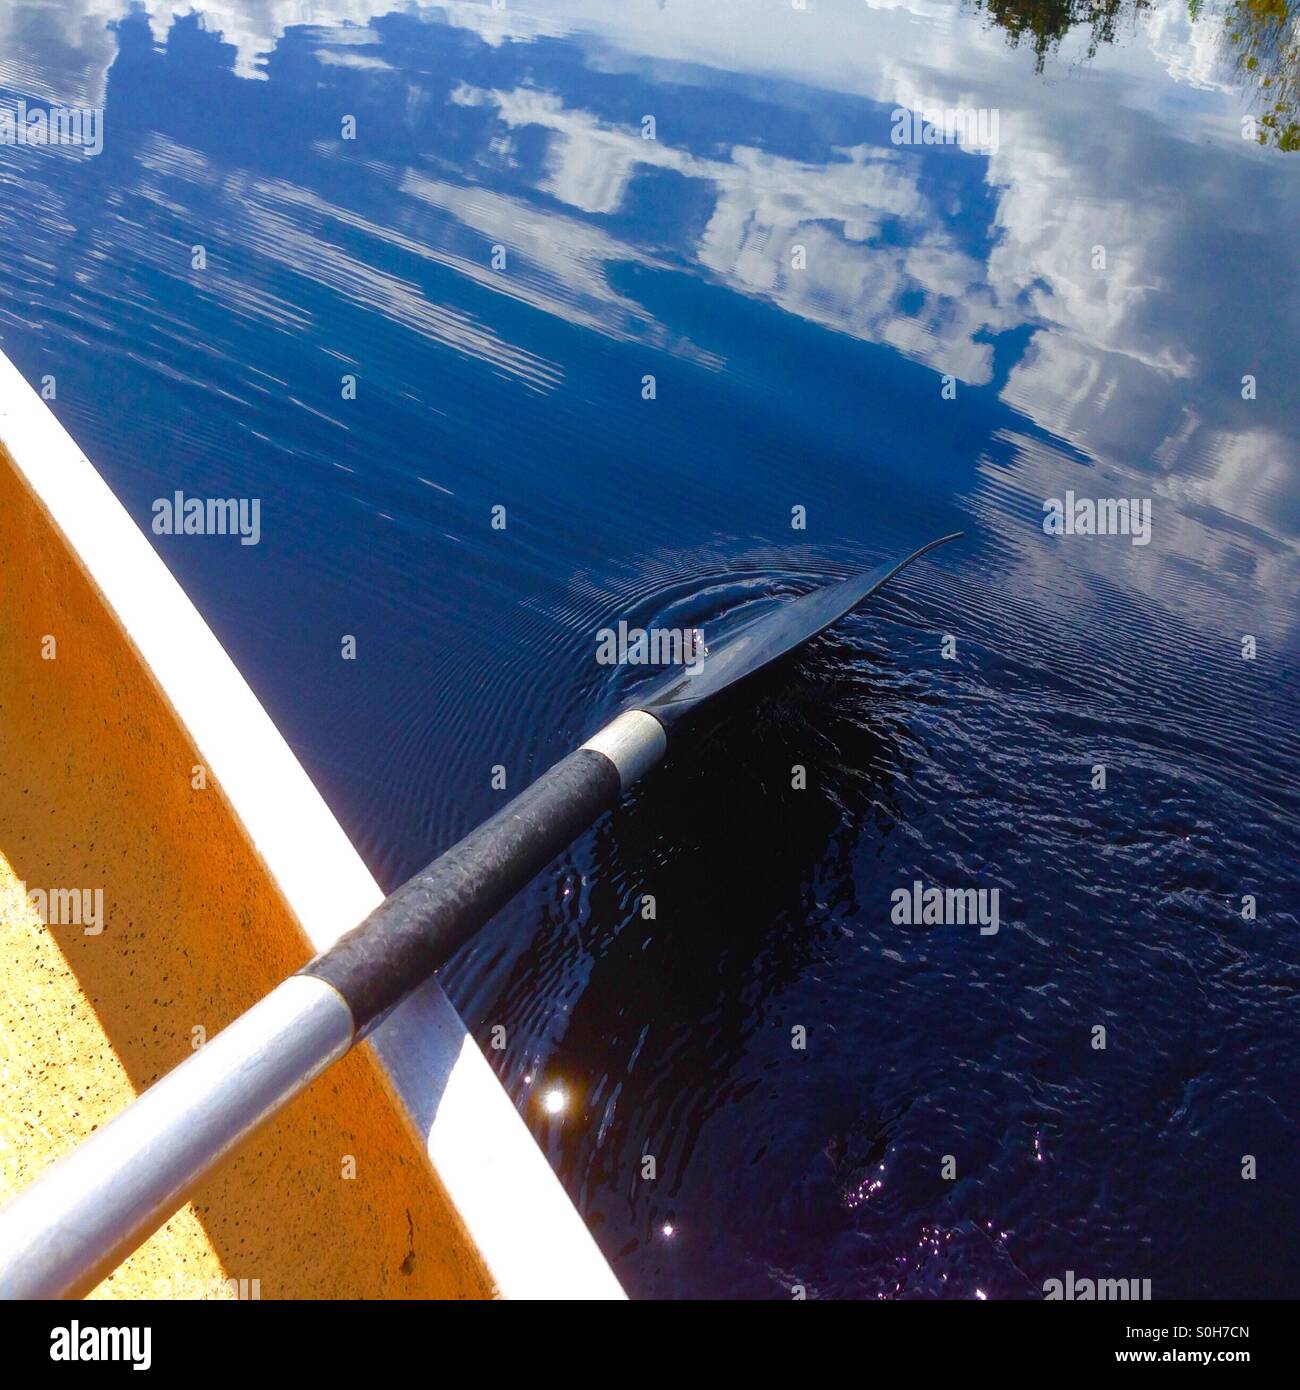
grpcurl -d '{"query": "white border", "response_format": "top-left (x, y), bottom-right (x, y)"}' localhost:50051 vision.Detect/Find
top-left (0, 348), bottom-right (624, 1301)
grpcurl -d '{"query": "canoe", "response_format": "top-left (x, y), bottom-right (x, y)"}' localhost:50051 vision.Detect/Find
top-left (0, 348), bottom-right (623, 1300)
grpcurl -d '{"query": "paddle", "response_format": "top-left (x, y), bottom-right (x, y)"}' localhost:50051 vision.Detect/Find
top-left (0, 532), bottom-right (961, 1299)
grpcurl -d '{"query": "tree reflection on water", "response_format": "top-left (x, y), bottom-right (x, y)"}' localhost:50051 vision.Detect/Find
top-left (971, 0), bottom-right (1298, 149)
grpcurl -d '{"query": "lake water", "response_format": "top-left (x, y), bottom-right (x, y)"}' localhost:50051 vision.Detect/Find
top-left (1, 0), bottom-right (1297, 1299)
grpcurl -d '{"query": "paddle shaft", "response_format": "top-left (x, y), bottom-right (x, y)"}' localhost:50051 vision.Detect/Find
top-left (0, 711), bottom-right (667, 1299)
top-left (0, 533), bottom-right (961, 1298)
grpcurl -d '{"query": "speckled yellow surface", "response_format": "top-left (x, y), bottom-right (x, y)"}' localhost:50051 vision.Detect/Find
top-left (0, 448), bottom-right (496, 1299)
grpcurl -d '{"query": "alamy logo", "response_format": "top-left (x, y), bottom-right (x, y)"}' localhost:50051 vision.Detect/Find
top-left (596, 622), bottom-right (706, 673)
top-left (891, 880), bottom-right (1000, 935)
top-left (1, 879), bottom-right (103, 935)
top-left (0, 100), bottom-right (103, 156)
top-left (152, 491), bottom-right (261, 545)
top-left (1043, 490), bottom-right (1151, 546)
top-left (50, 1321), bottom-right (151, 1369)
top-left (1044, 1271), bottom-right (1152, 1300)
top-left (891, 100), bottom-right (1000, 154)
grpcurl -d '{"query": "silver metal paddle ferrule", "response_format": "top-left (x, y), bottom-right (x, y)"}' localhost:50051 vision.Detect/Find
top-left (581, 709), bottom-right (667, 789)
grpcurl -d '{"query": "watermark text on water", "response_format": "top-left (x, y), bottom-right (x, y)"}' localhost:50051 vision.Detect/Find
top-left (596, 621), bottom-right (706, 673)
top-left (1043, 490), bottom-right (1152, 546)
top-left (891, 100), bottom-right (1000, 154)
top-left (891, 880), bottom-right (1000, 935)
top-left (152, 491), bottom-right (261, 545)
top-left (1, 100), bottom-right (103, 156)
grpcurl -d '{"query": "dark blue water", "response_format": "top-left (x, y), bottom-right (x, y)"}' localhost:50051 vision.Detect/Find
top-left (2, 0), bottom-right (1297, 1299)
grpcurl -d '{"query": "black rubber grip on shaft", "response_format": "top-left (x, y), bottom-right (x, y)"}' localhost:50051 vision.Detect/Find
top-left (301, 747), bottom-right (622, 1030)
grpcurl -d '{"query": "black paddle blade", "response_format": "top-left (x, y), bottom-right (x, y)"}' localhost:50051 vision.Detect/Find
top-left (632, 532), bottom-right (963, 729)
